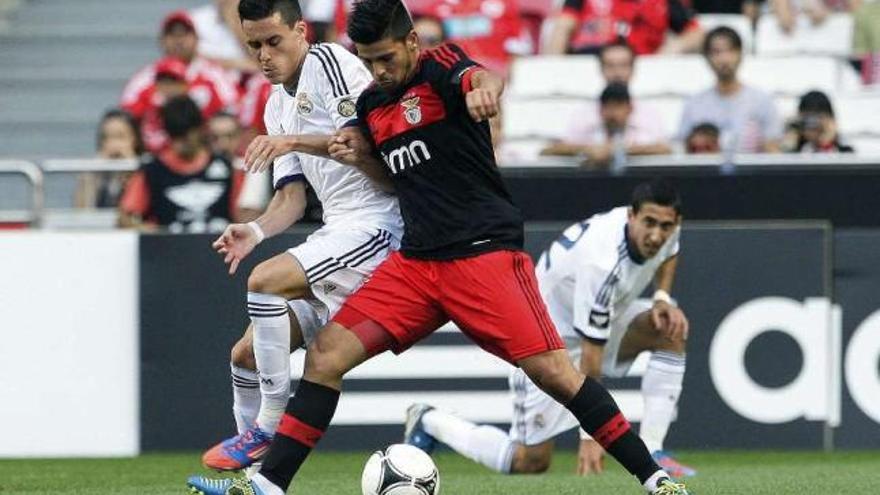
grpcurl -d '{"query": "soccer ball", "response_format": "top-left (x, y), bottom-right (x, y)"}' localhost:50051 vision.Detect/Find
top-left (361, 443), bottom-right (440, 495)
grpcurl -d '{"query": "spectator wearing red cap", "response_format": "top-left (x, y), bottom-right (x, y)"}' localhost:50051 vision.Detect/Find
top-left (121, 10), bottom-right (239, 153)
top-left (544, 0), bottom-right (703, 55)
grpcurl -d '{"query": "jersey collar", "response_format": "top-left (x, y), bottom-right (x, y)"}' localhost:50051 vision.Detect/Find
top-left (624, 225), bottom-right (646, 265)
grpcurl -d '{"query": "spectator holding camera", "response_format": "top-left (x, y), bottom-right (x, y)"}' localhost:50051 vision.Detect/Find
top-left (785, 90), bottom-right (854, 153)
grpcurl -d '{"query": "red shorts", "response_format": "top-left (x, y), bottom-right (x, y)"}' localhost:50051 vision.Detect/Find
top-left (333, 250), bottom-right (564, 363)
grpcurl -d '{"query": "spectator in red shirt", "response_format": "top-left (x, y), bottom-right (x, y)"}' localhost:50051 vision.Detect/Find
top-left (119, 95), bottom-right (243, 232)
top-left (419, 0), bottom-right (534, 75)
top-left (121, 10), bottom-right (239, 153)
top-left (544, 0), bottom-right (703, 55)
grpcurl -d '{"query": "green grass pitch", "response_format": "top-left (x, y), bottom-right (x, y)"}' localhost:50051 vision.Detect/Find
top-left (1, 450), bottom-right (877, 494)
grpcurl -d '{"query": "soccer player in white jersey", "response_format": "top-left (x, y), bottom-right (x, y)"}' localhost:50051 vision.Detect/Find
top-left (406, 179), bottom-right (696, 478)
top-left (199, 0), bottom-right (402, 472)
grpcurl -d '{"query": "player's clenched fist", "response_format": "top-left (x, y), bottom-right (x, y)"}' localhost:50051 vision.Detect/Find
top-left (466, 88), bottom-right (499, 122)
top-left (244, 135), bottom-right (294, 173)
top-left (329, 127), bottom-right (372, 167)
top-left (212, 223), bottom-right (261, 275)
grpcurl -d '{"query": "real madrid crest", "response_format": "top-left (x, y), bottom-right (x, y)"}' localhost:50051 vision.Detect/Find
top-left (296, 92), bottom-right (313, 115)
top-left (337, 98), bottom-right (356, 118)
top-left (401, 95), bottom-right (422, 125)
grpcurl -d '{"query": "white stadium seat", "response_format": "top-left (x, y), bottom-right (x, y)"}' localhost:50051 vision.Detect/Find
top-left (848, 137), bottom-right (880, 155)
top-left (740, 56), bottom-right (842, 96)
top-left (755, 13), bottom-right (854, 57)
top-left (835, 94), bottom-right (880, 136)
top-left (640, 97), bottom-right (685, 139)
top-left (508, 56), bottom-right (602, 98)
top-left (630, 55), bottom-right (714, 97)
top-left (502, 97), bottom-right (585, 140)
top-left (697, 14), bottom-right (755, 53)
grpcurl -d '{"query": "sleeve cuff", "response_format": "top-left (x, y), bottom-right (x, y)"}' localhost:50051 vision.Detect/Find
top-left (572, 326), bottom-right (608, 345)
top-left (460, 67), bottom-right (477, 93)
top-left (342, 118), bottom-right (359, 128)
top-left (274, 173), bottom-right (306, 191)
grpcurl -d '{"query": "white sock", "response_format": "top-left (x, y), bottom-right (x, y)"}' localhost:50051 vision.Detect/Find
top-left (231, 363), bottom-right (261, 434)
top-left (251, 473), bottom-right (285, 495)
top-left (248, 292), bottom-right (291, 435)
top-left (640, 351), bottom-right (686, 454)
top-left (643, 469), bottom-right (671, 492)
top-left (422, 409), bottom-right (516, 473)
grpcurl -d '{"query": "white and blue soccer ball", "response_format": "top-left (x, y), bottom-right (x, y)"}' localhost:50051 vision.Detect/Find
top-left (361, 443), bottom-right (440, 495)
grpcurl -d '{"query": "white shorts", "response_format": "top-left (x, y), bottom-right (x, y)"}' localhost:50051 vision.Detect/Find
top-left (508, 300), bottom-right (651, 446)
top-left (285, 225), bottom-right (399, 346)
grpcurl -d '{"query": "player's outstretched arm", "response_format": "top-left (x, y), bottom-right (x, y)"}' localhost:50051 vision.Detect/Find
top-left (212, 181), bottom-right (307, 275)
top-left (329, 127), bottom-right (394, 193)
top-left (651, 255), bottom-right (689, 341)
top-left (465, 70), bottom-right (505, 122)
top-left (244, 134), bottom-right (337, 172)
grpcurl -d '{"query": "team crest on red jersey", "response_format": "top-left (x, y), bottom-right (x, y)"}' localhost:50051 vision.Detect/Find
top-left (401, 95), bottom-right (422, 125)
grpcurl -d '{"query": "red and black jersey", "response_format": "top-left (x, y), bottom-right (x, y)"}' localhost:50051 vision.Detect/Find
top-left (356, 43), bottom-right (523, 260)
top-left (561, 0), bottom-right (671, 55)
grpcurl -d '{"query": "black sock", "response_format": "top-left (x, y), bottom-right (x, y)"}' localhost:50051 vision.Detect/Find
top-left (565, 377), bottom-right (661, 484)
top-left (259, 380), bottom-right (340, 490)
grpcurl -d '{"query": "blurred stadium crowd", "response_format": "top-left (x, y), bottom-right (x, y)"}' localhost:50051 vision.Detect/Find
top-left (2, 0), bottom-right (880, 230)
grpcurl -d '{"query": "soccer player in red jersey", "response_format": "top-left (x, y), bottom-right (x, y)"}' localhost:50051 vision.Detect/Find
top-left (187, 1), bottom-right (689, 493)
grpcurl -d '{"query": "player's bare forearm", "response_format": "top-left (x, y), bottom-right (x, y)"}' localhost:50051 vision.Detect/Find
top-left (654, 255), bottom-right (678, 293)
top-left (466, 70), bottom-right (504, 122)
top-left (470, 69), bottom-right (505, 99)
top-left (579, 340), bottom-right (604, 381)
top-left (290, 134), bottom-right (335, 158)
top-left (253, 181), bottom-right (308, 238)
top-left (245, 134), bottom-right (332, 172)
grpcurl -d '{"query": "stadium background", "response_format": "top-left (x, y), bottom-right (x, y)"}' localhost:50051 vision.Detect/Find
top-left (1, 0), bottom-right (879, 492)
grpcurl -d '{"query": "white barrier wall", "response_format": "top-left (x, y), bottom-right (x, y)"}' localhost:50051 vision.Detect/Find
top-left (0, 232), bottom-right (139, 457)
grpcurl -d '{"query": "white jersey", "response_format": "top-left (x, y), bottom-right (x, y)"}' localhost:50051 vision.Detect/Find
top-left (535, 206), bottom-right (680, 344)
top-left (264, 43), bottom-right (401, 233)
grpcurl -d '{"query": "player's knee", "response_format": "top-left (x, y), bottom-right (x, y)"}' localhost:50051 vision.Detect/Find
top-left (304, 337), bottom-right (346, 382)
top-left (655, 334), bottom-right (687, 354)
top-left (247, 262), bottom-right (276, 294)
top-left (523, 354), bottom-right (579, 402)
top-left (511, 448), bottom-right (552, 474)
top-left (231, 338), bottom-right (256, 370)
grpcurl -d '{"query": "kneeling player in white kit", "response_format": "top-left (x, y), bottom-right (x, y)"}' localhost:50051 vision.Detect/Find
top-left (406, 179), bottom-right (695, 478)
top-left (201, 0), bottom-right (401, 472)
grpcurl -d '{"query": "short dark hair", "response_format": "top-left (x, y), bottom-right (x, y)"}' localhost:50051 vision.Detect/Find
top-left (631, 178), bottom-right (682, 215)
top-left (96, 108), bottom-right (143, 154)
top-left (161, 95), bottom-right (204, 139)
top-left (600, 82), bottom-right (631, 105)
top-left (348, 0), bottom-right (414, 44)
top-left (703, 26), bottom-right (742, 55)
top-left (238, 0), bottom-right (303, 25)
top-left (798, 90), bottom-right (834, 117)
top-left (599, 40), bottom-right (634, 64)
top-left (688, 122), bottom-right (720, 139)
